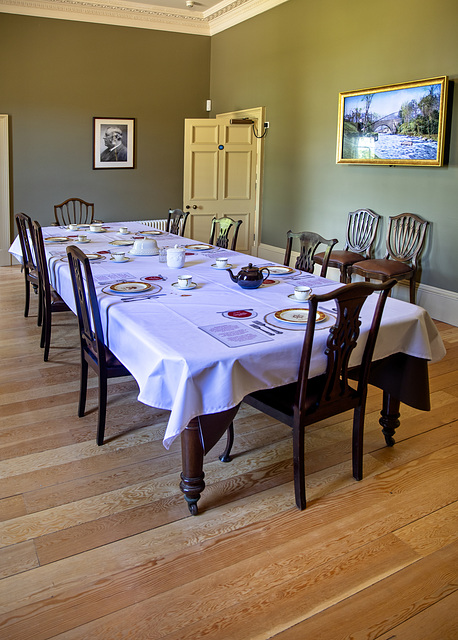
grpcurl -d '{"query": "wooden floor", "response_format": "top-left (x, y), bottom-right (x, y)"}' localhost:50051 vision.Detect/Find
top-left (0, 264), bottom-right (457, 640)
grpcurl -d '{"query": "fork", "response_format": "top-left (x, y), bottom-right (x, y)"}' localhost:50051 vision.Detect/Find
top-left (250, 322), bottom-right (276, 336)
top-left (120, 294), bottom-right (166, 302)
top-left (252, 320), bottom-right (283, 334)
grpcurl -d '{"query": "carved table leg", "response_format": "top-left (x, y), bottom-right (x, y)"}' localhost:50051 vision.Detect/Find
top-left (180, 417), bottom-right (205, 515)
top-left (380, 391), bottom-right (400, 446)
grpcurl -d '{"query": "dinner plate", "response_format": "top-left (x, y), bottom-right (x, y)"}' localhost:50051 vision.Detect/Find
top-left (172, 282), bottom-right (197, 290)
top-left (142, 230), bottom-right (163, 235)
top-left (85, 253), bottom-right (105, 261)
top-left (274, 308), bottom-right (326, 324)
top-left (109, 281), bottom-right (153, 293)
top-left (45, 236), bottom-right (68, 243)
top-left (185, 244), bottom-right (213, 251)
top-left (211, 263), bottom-right (233, 270)
top-left (266, 265), bottom-right (295, 275)
top-left (110, 240), bottom-right (134, 246)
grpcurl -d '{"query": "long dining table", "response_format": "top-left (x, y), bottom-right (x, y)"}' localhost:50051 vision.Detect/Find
top-left (9, 221), bottom-right (446, 514)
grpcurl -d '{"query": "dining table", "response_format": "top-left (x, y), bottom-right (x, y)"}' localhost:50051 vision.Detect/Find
top-left (9, 221), bottom-right (446, 514)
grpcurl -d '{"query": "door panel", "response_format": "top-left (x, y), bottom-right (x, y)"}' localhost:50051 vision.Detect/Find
top-left (184, 117), bottom-right (257, 253)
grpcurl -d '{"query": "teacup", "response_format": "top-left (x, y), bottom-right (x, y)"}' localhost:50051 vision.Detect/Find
top-left (294, 285), bottom-right (312, 301)
top-left (215, 257), bottom-right (228, 269)
top-left (112, 251), bottom-right (126, 262)
top-left (78, 234), bottom-right (87, 242)
top-left (177, 274), bottom-right (193, 289)
top-left (119, 226), bottom-right (128, 234)
top-left (90, 223), bottom-right (103, 232)
top-left (69, 223), bottom-right (79, 230)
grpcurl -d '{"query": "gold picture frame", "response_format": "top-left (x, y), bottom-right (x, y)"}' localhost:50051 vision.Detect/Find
top-left (336, 76), bottom-right (448, 166)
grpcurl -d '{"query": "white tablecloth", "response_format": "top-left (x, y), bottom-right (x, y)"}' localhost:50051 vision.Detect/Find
top-left (10, 222), bottom-right (446, 448)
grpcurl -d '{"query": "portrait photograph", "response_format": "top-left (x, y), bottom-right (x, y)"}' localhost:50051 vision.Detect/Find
top-left (93, 117), bottom-right (135, 169)
top-left (336, 76), bottom-right (448, 166)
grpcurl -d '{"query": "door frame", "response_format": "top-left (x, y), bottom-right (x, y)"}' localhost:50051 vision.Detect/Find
top-left (0, 115), bottom-right (11, 266)
top-left (216, 106), bottom-right (266, 256)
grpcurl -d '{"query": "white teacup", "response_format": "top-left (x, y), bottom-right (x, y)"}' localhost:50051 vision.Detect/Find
top-left (177, 274), bottom-right (193, 289)
top-left (69, 223), bottom-right (79, 230)
top-left (78, 234), bottom-right (87, 242)
top-left (90, 223), bottom-right (103, 232)
top-left (119, 226), bottom-right (128, 234)
top-left (112, 251), bottom-right (126, 262)
top-left (215, 257), bottom-right (228, 269)
top-left (294, 285), bottom-right (312, 301)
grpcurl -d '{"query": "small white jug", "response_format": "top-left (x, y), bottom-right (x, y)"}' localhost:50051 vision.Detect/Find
top-left (167, 244), bottom-right (186, 269)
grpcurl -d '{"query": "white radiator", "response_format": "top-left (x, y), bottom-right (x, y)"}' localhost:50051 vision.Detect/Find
top-left (133, 218), bottom-right (168, 231)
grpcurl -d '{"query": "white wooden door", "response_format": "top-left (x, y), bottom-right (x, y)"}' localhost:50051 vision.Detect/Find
top-left (183, 117), bottom-right (258, 254)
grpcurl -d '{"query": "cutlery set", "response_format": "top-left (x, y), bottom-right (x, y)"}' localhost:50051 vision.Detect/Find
top-left (250, 320), bottom-right (282, 335)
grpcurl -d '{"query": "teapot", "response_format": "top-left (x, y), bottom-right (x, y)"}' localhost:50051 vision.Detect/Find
top-left (227, 263), bottom-right (270, 289)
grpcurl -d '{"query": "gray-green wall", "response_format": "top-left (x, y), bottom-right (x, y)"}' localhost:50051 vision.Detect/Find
top-left (0, 13), bottom-right (210, 225)
top-left (210, 0), bottom-right (458, 292)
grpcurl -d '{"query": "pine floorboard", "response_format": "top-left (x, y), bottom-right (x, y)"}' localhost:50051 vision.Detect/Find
top-left (0, 264), bottom-right (457, 639)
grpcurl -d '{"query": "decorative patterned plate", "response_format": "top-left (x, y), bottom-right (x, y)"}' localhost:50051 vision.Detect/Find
top-left (142, 230), bottom-right (163, 235)
top-left (222, 309), bottom-right (257, 319)
top-left (266, 265), bottom-right (295, 275)
top-left (185, 244), bottom-right (213, 251)
top-left (109, 281), bottom-right (152, 293)
top-left (85, 254), bottom-right (106, 261)
top-left (110, 240), bottom-right (134, 246)
top-left (274, 308), bottom-right (326, 324)
top-left (45, 236), bottom-right (68, 242)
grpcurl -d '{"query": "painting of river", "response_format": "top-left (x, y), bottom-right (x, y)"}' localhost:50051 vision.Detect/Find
top-left (337, 76), bottom-right (448, 166)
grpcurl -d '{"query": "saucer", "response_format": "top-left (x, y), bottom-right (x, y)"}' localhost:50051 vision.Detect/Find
top-left (110, 256), bottom-right (131, 263)
top-left (76, 238), bottom-right (91, 244)
top-left (172, 282), bottom-right (197, 290)
top-left (90, 228), bottom-right (105, 233)
top-left (287, 293), bottom-right (309, 303)
top-left (211, 263), bottom-right (233, 270)
top-left (116, 231), bottom-right (131, 236)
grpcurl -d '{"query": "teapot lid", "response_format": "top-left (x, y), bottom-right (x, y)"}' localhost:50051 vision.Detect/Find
top-left (241, 262), bottom-right (260, 273)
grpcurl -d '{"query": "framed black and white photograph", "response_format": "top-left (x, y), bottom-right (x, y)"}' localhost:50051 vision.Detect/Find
top-left (336, 76), bottom-right (448, 166)
top-left (93, 117), bottom-right (135, 169)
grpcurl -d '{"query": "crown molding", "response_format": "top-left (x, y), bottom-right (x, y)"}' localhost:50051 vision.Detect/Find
top-left (0, 0), bottom-right (289, 35)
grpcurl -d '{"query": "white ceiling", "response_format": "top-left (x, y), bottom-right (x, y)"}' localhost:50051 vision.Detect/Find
top-left (0, 0), bottom-right (290, 35)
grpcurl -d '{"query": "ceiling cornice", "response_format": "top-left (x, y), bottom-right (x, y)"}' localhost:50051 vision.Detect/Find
top-left (0, 0), bottom-right (289, 35)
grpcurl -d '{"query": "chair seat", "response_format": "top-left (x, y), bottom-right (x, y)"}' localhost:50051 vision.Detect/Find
top-left (50, 290), bottom-right (70, 311)
top-left (352, 258), bottom-right (413, 277)
top-left (315, 249), bottom-right (365, 267)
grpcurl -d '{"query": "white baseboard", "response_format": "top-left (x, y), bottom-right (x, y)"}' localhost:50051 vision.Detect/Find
top-left (258, 242), bottom-right (458, 327)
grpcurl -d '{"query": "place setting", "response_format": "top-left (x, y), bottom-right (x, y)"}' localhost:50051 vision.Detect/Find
top-left (171, 274), bottom-right (198, 291)
top-left (101, 281), bottom-right (163, 300)
top-left (210, 257), bottom-right (233, 270)
top-left (109, 250), bottom-right (132, 263)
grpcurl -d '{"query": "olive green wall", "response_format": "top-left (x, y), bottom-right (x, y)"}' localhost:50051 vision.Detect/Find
top-left (209, 0), bottom-right (458, 292)
top-left (0, 13), bottom-right (210, 227)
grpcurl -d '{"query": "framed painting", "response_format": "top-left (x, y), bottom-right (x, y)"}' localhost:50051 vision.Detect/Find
top-left (93, 117), bottom-right (135, 169)
top-left (336, 76), bottom-right (448, 166)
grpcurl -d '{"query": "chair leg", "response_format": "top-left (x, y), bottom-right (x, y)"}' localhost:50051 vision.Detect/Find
top-left (292, 422), bottom-right (306, 510)
top-left (219, 422), bottom-right (234, 462)
top-left (409, 278), bottom-right (416, 305)
top-left (37, 287), bottom-right (43, 327)
top-left (24, 278), bottom-right (30, 318)
top-left (78, 357), bottom-right (88, 417)
top-left (42, 312), bottom-right (51, 361)
top-left (340, 266), bottom-right (347, 284)
top-left (96, 373), bottom-right (108, 446)
top-left (352, 405), bottom-right (365, 481)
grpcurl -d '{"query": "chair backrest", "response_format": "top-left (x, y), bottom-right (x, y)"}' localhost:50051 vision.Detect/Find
top-left (344, 208), bottom-right (380, 257)
top-left (167, 209), bottom-right (189, 236)
top-left (209, 216), bottom-right (243, 250)
top-left (15, 213), bottom-right (37, 274)
top-left (296, 280), bottom-right (396, 417)
top-left (66, 244), bottom-right (107, 374)
top-left (54, 198), bottom-right (95, 226)
top-left (284, 231), bottom-right (338, 277)
top-left (384, 213), bottom-right (428, 266)
top-left (32, 220), bottom-right (52, 306)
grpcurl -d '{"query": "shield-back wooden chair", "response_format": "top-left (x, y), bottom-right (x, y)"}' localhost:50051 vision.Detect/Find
top-left (209, 216), bottom-right (243, 251)
top-left (67, 244), bottom-right (132, 445)
top-left (314, 209), bottom-right (381, 283)
top-left (240, 279), bottom-right (395, 509)
top-left (53, 198), bottom-right (95, 226)
top-left (32, 221), bottom-right (70, 361)
top-left (348, 213), bottom-right (428, 304)
top-left (15, 212), bottom-right (42, 324)
top-left (167, 209), bottom-right (189, 236)
top-left (284, 231), bottom-right (338, 277)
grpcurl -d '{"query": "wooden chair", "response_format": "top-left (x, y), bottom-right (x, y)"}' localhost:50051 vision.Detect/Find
top-left (314, 209), bottom-right (381, 283)
top-left (167, 208), bottom-right (189, 236)
top-left (348, 213), bottom-right (428, 304)
top-left (66, 244), bottom-right (131, 445)
top-left (53, 198), bottom-right (95, 226)
top-left (284, 231), bottom-right (338, 277)
top-left (241, 279), bottom-right (395, 509)
top-left (15, 212), bottom-right (42, 324)
top-left (209, 216), bottom-right (243, 251)
top-left (32, 221), bottom-right (70, 361)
